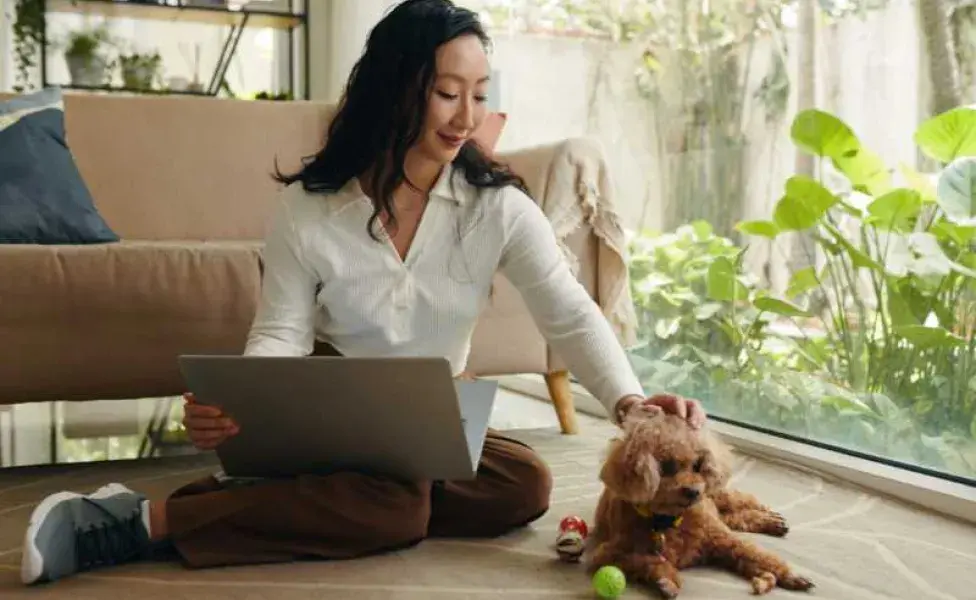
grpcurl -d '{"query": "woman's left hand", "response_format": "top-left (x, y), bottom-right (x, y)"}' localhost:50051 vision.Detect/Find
top-left (616, 393), bottom-right (707, 429)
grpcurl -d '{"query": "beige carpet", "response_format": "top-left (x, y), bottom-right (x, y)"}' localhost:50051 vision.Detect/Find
top-left (0, 415), bottom-right (974, 599)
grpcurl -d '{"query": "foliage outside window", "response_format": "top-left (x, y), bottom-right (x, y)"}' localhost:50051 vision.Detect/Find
top-left (629, 106), bottom-right (976, 480)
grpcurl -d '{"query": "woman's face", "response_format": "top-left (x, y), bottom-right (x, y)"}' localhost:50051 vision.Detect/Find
top-left (415, 34), bottom-right (491, 165)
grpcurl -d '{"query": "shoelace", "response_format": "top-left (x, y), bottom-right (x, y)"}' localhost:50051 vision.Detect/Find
top-left (74, 498), bottom-right (147, 571)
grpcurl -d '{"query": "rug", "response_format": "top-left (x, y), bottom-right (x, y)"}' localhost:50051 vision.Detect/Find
top-left (0, 415), bottom-right (974, 599)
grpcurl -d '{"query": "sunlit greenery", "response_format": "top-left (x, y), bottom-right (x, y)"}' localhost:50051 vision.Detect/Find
top-left (629, 106), bottom-right (976, 479)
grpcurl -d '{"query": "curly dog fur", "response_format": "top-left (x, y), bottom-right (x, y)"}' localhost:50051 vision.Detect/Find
top-left (585, 410), bottom-right (814, 597)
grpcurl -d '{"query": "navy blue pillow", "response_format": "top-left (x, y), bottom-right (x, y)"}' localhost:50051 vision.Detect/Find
top-left (0, 87), bottom-right (118, 244)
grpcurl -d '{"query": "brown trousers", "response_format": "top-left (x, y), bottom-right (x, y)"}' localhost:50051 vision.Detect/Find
top-left (165, 342), bottom-right (552, 568)
top-left (165, 431), bottom-right (551, 568)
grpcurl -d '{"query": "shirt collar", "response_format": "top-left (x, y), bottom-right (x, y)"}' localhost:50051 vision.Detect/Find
top-left (332, 164), bottom-right (466, 215)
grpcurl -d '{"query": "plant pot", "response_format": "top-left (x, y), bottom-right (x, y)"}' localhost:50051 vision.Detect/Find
top-left (122, 65), bottom-right (156, 90)
top-left (65, 54), bottom-right (109, 87)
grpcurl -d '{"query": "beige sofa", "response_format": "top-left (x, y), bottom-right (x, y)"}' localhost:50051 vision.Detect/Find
top-left (0, 93), bottom-right (625, 435)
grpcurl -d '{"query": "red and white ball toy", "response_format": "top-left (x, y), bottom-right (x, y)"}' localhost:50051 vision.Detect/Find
top-left (555, 515), bottom-right (589, 562)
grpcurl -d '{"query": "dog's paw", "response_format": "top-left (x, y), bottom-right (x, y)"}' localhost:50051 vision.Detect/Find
top-left (750, 573), bottom-right (777, 595)
top-left (779, 573), bottom-right (814, 592)
top-left (764, 512), bottom-right (790, 536)
top-left (655, 577), bottom-right (680, 598)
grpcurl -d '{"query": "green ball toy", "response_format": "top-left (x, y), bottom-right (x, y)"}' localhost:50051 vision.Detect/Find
top-left (592, 565), bottom-right (627, 598)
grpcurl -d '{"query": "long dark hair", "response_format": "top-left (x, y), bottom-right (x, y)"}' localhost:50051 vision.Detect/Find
top-left (274, 0), bottom-right (528, 240)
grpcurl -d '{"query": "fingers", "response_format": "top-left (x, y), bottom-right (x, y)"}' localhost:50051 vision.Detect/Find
top-left (643, 394), bottom-right (707, 429)
top-left (641, 404), bottom-right (664, 416)
top-left (183, 399), bottom-right (223, 417)
top-left (183, 415), bottom-right (236, 431)
top-left (686, 398), bottom-right (707, 429)
top-left (185, 420), bottom-right (239, 450)
top-left (182, 392), bottom-right (239, 450)
top-left (646, 394), bottom-right (686, 420)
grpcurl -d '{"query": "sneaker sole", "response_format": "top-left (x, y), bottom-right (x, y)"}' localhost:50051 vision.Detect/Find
top-left (20, 484), bottom-right (137, 585)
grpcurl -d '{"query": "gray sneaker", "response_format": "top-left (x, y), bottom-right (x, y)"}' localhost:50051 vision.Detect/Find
top-left (21, 483), bottom-right (150, 585)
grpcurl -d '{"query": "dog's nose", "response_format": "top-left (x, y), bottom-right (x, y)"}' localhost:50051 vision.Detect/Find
top-left (681, 487), bottom-right (701, 501)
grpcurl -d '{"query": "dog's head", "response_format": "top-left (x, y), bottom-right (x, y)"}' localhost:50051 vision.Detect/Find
top-left (598, 409), bottom-right (732, 515)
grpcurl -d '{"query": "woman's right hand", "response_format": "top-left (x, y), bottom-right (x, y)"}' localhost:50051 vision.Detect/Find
top-left (182, 392), bottom-right (240, 450)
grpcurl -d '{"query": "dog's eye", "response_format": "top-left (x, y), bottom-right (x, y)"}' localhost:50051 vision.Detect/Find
top-left (660, 459), bottom-right (678, 476)
top-left (693, 456), bottom-right (706, 473)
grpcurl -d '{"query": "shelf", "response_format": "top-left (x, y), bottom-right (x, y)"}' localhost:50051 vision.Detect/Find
top-left (56, 83), bottom-right (212, 96)
top-left (46, 0), bottom-right (305, 30)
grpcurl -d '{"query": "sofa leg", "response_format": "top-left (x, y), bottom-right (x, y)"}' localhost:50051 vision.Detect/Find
top-left (545, 370), bottom-right (579, 435)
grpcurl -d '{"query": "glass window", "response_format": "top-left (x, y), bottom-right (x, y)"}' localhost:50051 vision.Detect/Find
top-left (460, 0), bottom-right (976, 484)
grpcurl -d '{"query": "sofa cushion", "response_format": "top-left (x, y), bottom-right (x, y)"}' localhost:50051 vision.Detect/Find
top-left (0, 87), bottom-right (118, 244)
top-left (0, 241), bottom-right (261, 404)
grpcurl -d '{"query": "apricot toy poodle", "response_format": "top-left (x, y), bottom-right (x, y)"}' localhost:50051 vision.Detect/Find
top-left (586, 410), bottom-right (814, 597)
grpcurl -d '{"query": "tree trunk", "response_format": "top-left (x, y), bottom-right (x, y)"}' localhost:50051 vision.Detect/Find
top-left (790, 0), bottom-right (818, 277)
top-left (918, 0), bottom-right (962, 115)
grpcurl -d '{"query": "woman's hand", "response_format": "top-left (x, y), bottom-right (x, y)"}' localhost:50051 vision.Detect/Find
top-left (182, 393), bottom-right (240, 450)
top-left (614, 393), bottom-right (707, 429)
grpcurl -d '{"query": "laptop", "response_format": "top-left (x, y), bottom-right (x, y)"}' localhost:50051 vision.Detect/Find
top-left (177, 355), bottom-right (497, 481)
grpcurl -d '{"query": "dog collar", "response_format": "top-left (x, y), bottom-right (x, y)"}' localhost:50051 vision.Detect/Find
top-left (633, 505), bottom-right (684, 531)
top-left (633, 505), bottom-right (683, 556)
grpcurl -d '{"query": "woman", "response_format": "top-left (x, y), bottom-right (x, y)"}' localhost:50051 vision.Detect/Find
top-left (20, 0), bottom-right (704, 585)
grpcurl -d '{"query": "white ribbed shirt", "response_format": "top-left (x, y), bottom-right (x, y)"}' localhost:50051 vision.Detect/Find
top-left (244, 165), bottom-right (645, 415)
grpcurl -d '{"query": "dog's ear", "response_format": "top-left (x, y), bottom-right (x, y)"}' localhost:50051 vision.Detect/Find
top-left (598, 438), bottom-right (626, 490)
top-left (599, 434), bottom-right (661, 501)
top-left (700, 427), bottom-right (734, 492)
top-left (633, 450), bottom-right (661, 496)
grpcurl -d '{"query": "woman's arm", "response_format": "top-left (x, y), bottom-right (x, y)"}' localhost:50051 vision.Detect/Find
top-left (497, 187), bottom-right (645, 422)
top-left (244, 191), bottom-right (319, 357)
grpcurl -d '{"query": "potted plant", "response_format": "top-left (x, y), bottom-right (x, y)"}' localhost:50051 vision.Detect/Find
top-left (62, 26), bottom-right (112, 87)
top-left (13, 0), bottom-right (44, 91)
top-left (253, 90), bottom-right (293, 101)
top-left (119, 51), bottom-right (162, 90)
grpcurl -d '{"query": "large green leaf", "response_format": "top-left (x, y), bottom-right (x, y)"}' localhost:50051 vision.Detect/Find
top-left (936, 157), bottom-right (976, 225)
top-left (706, 256), bottom-right (748, 302)
top-left (786, 266), bottom-right (820, 298)
top-left (773, 195), bottom-right (810, 230)
top-left (691, 220), bottom-right (713, 240)
top-left (930, 219), bottom-right (976, 245)
top-left (866, 188), bottom-right (922, 231)
top-left (773, 176), bottom-right (839, 231)
top-left (885, 285), bottom-right (920, 327)
top-left (753, 295), bottom-right (812, 318)
top-left (789, 109), bottom-right (891, 194)
top-left (913, 399), bottom-right (936, 417)
top-left (914, 106), bottom-right (976, 163)
top-left (893, 324), bottom-right (965, 348)
top-left (821, 395), bottom-right (877, 417)
top-left (834, 146), bottom-right (891, 196)
top-left (791, 109), bottom-right (859, 159)
top-left (787, 175), bottom-right (838, 209)
top-left (866, 393), bottom-right (903, 421)
top-left (736, 220), bottom-right (780, 239)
